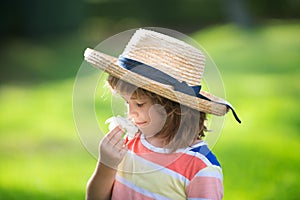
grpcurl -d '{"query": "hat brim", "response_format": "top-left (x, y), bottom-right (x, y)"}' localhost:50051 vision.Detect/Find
top-left (84, 48), bottom-right (230, 116)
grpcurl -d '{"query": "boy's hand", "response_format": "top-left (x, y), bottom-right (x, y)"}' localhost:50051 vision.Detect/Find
top-left (99, 126), bottom-right (128, 169)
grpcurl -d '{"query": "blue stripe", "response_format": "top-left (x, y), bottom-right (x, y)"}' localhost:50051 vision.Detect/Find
top-left (190, 145), bottom-right (221, 167)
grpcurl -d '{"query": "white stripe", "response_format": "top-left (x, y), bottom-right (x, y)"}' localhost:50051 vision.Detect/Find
top-left (184, 150), bottom-right (213, 167)
top-left (141, 138), bottom-right (216, 168)
top-left (125, 150), bottom-right (189, 183)
top-left (194, 165), bottom-right (223, 181)
top-left (140, 134), bottom-right (171, 153)
top-left (140, 134), bottom-right (208, 154)
top-left (116, 174), bottom-right (171, 200)
top-left (139, 135), bottom-right (213, 168)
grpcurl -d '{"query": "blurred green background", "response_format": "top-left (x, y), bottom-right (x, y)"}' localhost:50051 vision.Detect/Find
top-left (0, 0), bottom-right (299, 199)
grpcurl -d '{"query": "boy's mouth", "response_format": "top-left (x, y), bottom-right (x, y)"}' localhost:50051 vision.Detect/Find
top-left (135, 121), bottom-right (147, 126)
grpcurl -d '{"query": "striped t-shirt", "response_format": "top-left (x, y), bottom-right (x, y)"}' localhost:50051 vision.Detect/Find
top-left (112, 133), bottom-right (223, 200)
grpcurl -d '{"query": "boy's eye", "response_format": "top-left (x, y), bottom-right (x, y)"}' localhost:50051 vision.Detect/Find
top-left (137, 103), bottom-right (145, 107)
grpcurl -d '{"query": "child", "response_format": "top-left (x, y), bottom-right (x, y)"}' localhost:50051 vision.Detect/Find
top-left (84, 29), bottom-right (240, 200)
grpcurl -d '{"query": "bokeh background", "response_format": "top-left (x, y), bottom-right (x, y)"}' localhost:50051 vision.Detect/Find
top-left (1, 0), bottom-right (299, 199)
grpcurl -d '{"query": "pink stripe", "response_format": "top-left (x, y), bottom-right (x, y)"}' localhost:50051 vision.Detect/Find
top-left (127, 136), bottom-right (207, 180)
top-left (112, 180), bottom-right (154, 200)
top-left (186, 176), bottom-right (223, 199)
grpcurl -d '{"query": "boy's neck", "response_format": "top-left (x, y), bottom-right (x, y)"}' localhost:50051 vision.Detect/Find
top-left (144, 133), bottom-right (202, 149)
top-left (144, 135), bottom-right (167, 148)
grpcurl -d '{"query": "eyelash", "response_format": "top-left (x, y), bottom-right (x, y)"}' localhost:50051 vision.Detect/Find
top-left (125, 101), bottom-right (145, 108)
top-left (137, 103), bottom-right (144, 107)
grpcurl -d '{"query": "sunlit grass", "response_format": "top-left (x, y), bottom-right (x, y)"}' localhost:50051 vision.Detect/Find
top-left (211, 54), bottom-right (300, 199)
top-left (192, 21), bottom-right (300, 74)
top-left (1, 21), bottom-right (299, 199)
top-left (202, 22), bottom-right (300, 199)
top-left (0, 80), bottom-right (96, 199)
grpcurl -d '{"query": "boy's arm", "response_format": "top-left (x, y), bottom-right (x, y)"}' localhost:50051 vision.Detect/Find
top-left (86, 162), bottom-right (117, 200)
top-left (86, 126), bottom-right (127, 200)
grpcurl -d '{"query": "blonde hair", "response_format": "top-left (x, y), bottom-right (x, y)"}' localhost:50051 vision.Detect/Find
top-left (107, 75), bottom-right (207, 152)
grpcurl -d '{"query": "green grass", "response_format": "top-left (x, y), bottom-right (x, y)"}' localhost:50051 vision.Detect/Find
top-left (1, 21), bottom-right (299, 199)
top-left (195, 21), bottom-right (300, 199)
top-left (214, 74), bottom-right (299, 199)
top-left (0, 80), bottom-right (95, 199)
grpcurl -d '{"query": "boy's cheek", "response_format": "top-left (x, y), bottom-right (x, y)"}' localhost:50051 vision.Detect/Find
top-left (149, 104), bottom-right (167, 131)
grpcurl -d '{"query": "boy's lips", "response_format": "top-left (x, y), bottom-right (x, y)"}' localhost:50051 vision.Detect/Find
top-left (135, 121), bottom-right (147, 126)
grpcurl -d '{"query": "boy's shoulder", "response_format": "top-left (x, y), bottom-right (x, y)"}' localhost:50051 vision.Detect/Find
top-left (188, 141), bottom-right (221, 168)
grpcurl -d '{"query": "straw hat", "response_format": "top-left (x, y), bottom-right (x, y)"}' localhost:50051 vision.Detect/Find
top-left (84, 29), bottom-right (241, 123)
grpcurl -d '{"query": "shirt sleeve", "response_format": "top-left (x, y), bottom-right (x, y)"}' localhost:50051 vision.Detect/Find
top-left (186, 165), bottom-right (224, 200)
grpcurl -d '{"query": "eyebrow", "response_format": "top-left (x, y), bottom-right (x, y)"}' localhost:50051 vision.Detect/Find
top-left (120, 92), bottom-right (150, 102)
top-left (120, 94), bottom-right (138, 102)
top-left (130, 96), bottom-right (138, 100)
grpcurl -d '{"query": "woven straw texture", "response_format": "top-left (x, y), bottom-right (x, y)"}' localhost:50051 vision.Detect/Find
top-left (84, 48), bottom-right (228, 116)
top-left (122, 29), bottom-right (205, 86)
top-left (83, 29), bottom-right (234, 116)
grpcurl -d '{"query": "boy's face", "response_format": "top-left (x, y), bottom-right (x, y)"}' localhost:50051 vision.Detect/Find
top-left (122, 94), bottom-right (167, 137)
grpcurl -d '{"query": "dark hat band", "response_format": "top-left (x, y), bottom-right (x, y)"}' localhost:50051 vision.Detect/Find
top-left (118, 56), bottom-right (209, 99)
top-left (118, 56), bottom-right (241, 123)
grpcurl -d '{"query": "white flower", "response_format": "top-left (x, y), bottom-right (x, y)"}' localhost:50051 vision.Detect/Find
top-left (105, 115), bottom-right (138, 139)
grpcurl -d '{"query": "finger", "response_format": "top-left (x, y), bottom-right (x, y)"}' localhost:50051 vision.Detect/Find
top-left (110, 129), bottom-right (125, 146)
top-left (114, 138), bottom-right (125, 149)
top-left (106, 125), bottom-right (123, 141)
top-left (119, 149), bottom-right (127, 158)
top-left (118, 142), bottom-right (128, 154)
top-left (101, 126), bottom-right (122, 146)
